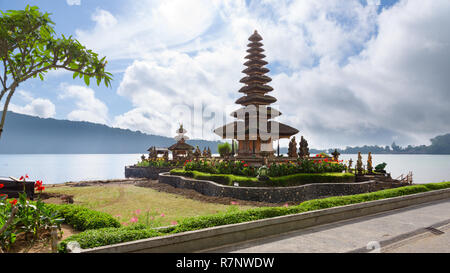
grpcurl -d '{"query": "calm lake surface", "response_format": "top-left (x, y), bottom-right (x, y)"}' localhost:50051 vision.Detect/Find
top-left (0, 154), bottom-right (449, 184)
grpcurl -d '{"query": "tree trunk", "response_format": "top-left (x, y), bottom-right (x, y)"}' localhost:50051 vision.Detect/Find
top-left (0, 83), bottom-right (17, 139)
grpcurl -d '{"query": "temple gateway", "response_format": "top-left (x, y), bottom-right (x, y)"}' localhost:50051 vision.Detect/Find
top-left (214, 30), bottom-right (299, 160)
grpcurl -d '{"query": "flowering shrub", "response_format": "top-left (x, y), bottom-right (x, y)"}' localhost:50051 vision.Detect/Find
top-left (267, 159), bottom-right (345, 177)
top-left (182, 159), bottom-right (346, 178)
top-left (0, 175), bottom-right (64, 252)
top-left (135, 158), bottom-right (182, 168)
top-left (184, 160), bottom-right (258, 177)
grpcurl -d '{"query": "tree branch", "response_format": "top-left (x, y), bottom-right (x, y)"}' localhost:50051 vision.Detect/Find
top-left (0, 206), bottom-right (18, 236)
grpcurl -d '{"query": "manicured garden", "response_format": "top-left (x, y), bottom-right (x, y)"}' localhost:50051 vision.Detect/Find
top-left (169, 169), bottom-right (355, 187)
top-left (56, 181), bottom-right (450, 252)
top-left (170, 156), bottom-right (353, 187)
top-left (2, 175), bottom-right (449, 253)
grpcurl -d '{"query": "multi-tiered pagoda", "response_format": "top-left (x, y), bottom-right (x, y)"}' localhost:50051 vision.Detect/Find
top-left (214, 30), bottom-right (299, 158)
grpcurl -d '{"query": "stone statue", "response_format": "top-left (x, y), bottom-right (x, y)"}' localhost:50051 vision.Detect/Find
top-left (148, 146), bottom-right (157, 159)
top-left (367, 152), bottom-right (373, 173)
top-left (348, 159), bottom-right (353, 173)
top-left (356, 152), bottom-right (363, 175)
top-left (207, 147), bottom-right (212, 157)
top-left (202, 147), bottom-right (208, 157)
top-left (332, 149), bottom-right (341, 161)
top-left (288, 136), bottom-right (298, 158)
top-left (298, 136), bottom-right (310, 158)
top-left (194, 146), bottom-right (202, 158)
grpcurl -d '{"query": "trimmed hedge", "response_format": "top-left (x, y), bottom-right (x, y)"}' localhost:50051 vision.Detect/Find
top-left (44, 204), bottom-right (121, 231)
top-left (58, 181), bottom-right (450, 252)
top-left (170, 169), bottom-right (258, 186)
top-left (58, 224), bottom-right (163, 253)
top-left (169, 169), bottom-right (355, 187)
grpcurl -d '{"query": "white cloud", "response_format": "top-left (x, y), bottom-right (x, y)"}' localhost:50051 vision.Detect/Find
top-left (9, 90), bottom-right (56, 118)
top-left (66, 0), bottom-right (81, 6)
top-left (75, 0), bottom-right (219, 60)
top-left (58, 84), bottom-right (109, 124)
top-left (106, 0), bottom-right (450, 148)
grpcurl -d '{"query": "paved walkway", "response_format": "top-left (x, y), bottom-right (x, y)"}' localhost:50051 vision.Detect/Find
top-left (205, 199), bottom-right (450, 253)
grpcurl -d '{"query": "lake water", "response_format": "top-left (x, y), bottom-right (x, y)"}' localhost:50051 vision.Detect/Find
top-left (0, 154), bottom-right (449, 184)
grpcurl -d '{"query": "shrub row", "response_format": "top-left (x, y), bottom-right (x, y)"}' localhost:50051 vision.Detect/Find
top-left (173, 182), bottom-right (450, 232)
top-left (169, 169), bottom-right (258, 186)
top-left (58, 181), bottom-right (450, 252)
top-left (58, 224), bottom-right (163, 253)
top-left (44, 204), bottom-right (121, 231)
top-left (169, 169), bottom-right (355, 187)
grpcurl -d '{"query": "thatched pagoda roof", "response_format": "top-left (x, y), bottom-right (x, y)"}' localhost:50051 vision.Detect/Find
top-left (247, 42), bottom-right (263, 47)
top-left (245, 53), bottom-right (266, 60)
top-left (239, 75), bottom-right (272, 84)
top-left (168, 141), bottom-right (194, 151)
top-left (244, 59), bottom-right (268, 67)
top-left (238, 84), bottom-right (273, 93)
top-left (230, 106), bottom-right (281, 119)
top-left (235, 94), bottom-right (277, 105)
top-left (214, 120), bottom-right (298, 139)
top-left (242, 66), bottom-right (269, 74)
top-left (213, 30), bottom-right (299, 141)
top-left (249, 30), bottom-right (263, 42)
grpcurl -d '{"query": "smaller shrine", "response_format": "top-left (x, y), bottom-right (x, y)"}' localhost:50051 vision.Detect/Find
top-left (168, 124), bottom-right (195, 160)
top-left (148, 146), bottom-right (169, 160)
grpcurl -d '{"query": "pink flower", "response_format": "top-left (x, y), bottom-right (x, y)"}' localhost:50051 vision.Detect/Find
top-left (231, 201), bottom-right (239, 205)
top-left (283, 203), bottom-right (289, 207)
top-left (122, 222), bottom-right (129, 226)
top-left (134, 209), bottom-right (141, 215)
top-left (160, 213), bottom-right (165, 217)
top-left (171, 221), bottom-right (178, 225)
top-left (114, 214), bottom-right (122, 218)
top-left (130, 216), bottom-right (138, 223)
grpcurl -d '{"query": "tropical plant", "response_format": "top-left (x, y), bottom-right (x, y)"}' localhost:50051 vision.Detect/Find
top-left (217, 142), bottom-right (231, 157)
top-left (0, 175), bottom-right (64, 252)
top-left (0, 6), bottom-right (113, 138)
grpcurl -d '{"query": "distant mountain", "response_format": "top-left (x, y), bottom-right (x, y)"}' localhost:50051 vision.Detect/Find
top-left (0, 112), bottom-right (222, 154)
top-left (319, 134), bottom-right (450, 155)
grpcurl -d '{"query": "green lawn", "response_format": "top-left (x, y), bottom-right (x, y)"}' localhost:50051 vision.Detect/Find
top-left (45, 184), bottom-right (256, 227)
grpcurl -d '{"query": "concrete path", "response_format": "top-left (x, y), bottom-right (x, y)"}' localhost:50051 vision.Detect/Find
top-left (204, 198), bottom-right (450, 253)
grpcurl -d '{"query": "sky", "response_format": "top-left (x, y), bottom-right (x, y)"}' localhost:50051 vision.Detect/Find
top-left (1, 0), bottom-right (449, 149)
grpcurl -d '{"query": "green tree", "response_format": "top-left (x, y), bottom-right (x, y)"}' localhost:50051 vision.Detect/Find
top-left (217, 142), bottom-right (231, 157)
top-left (0, 6), bottom-right (112, 138)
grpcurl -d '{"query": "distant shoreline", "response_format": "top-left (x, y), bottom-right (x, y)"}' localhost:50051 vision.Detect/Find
top-left (1, 152), bottom-right (450, 155)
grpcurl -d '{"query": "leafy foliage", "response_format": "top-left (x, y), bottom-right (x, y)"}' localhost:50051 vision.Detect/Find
top-left (0, 6), bottom-right (112, 137)
top-left (44, 203), bottom-right (121, 231)
top-left (217, 142), bottom-right (232, 157)
top-left (58, 224), bottom-right (163, 253)
top-left (170, 169), bottom-right (354, 187)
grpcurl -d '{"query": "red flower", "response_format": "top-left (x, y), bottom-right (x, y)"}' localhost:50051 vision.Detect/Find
top-left (0, 194), bottom-right (7, 199)
top-left (0, 184), bottom-right (4, 189)
top-left (35, 180), bottom-right (43, 188)
top-left (9, 199), bottom-right (17, 206)
top-left (244, 164), bottom-right (248, 167)
top-left (36, 186), bottom-right (45, 192)
top-left (19, 176), bottom-right (24, 181)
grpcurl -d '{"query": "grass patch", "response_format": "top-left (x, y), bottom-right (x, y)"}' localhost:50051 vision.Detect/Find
top-left (170, 169), bottom-right (355, 187)
top-left (58, 181), bottom-right (450, 252)
top-left (45, 184), bottom-right (256, 228)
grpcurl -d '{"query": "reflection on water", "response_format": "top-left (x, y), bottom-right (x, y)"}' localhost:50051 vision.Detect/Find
top-left (0, 154), bottom-right (449, 184)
